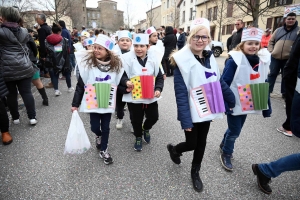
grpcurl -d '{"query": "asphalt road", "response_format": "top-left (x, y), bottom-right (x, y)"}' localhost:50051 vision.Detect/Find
top-left (1, 55), bottom-right (299, 200)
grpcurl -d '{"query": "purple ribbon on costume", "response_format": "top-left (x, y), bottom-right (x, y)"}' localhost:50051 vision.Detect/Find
top-left (95, 75), bottom-right (111, 82)
top-left (205, 71), bottom-right (217, 79)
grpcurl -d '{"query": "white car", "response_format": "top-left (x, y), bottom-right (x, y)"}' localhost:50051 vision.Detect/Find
top-left (209, 41), bottom-right (224, 57)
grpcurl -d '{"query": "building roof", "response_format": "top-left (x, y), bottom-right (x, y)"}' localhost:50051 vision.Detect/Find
top-left (177, 0), bottom-right (184, 7)
top-left (146, 5), bottom-right (161, 13)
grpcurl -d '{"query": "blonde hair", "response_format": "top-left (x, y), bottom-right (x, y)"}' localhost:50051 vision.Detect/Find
top-left (234, 41), bottom-right (261, 53)
top-left (187, 25), bottom-right (212, 44)
top-left (83, 49), bottom-right (122, 72)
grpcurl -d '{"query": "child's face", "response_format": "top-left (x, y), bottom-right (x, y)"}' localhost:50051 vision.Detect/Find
top-left (93, 44), bottom-right (108, 60)
top-left (134, 44), bottom-right (149, 58)
top-left (86, 44), bottom-right (93, 50)
top-left (189, 29), bottom-right (209, 53)
top-left (81, 36), bottom-right (87, 45)
top-left (243, 40), bottom-right (260, 55)
top-left (149, 32), bottom-right (158, 44)
top-left (118, 38), bottom-right (132, 51)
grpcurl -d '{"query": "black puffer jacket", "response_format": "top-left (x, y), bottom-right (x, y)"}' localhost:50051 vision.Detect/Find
top-left (0, 69), bottom-right (8, 98)
top-left (163, 26), bottom-right (177, 59)
top-left (0, 23), bottom-right (35, 82)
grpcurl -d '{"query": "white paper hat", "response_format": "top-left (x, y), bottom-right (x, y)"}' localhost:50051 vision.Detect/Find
top-left (73, 42), bottom-right (84, 51)
top-left (81, 31), bottom-right (90, 38)
top-left (241, 28), bottom-right (264, 42)
top-left (191, 18), bottom-right (210, 32)
top-left (95, 34), bottom-right (115, 51)
top-left (146, 26), bottom-right (156, 35)
top-left (83, 38), bottom-right (95, 47)
top-left (117, 30), bottom-right (132, 40)
top-left (133, 34), bottom-right (149, 45)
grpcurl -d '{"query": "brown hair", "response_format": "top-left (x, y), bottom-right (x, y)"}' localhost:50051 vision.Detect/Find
top-left (234, 41), bottom-right (261, 53)
top-left (83, 49), bottom-right (122, 73)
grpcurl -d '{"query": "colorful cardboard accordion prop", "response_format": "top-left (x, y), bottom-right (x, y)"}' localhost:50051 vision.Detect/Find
top-left (130, 75), bottom-right (155, 100)
top-left (238, 83), bottom-right (269, 111)
top-left (84, 83), bottom-right (117, 109)
top-left (190, 81), bottom-right (225, 118)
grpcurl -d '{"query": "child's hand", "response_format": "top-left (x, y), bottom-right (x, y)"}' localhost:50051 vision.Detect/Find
top-left (185, 128), bottom-right (192, 132)
top-left (154, 90), bottom-right (161, 98)
top-left (163, 74), bottom-right (166, 80)
top-left (126, 81), bottom-right (134, 91)
top-left (71, 107), bottom-right (78, 112)
top-left (126, 87), bottom-right (133, 92)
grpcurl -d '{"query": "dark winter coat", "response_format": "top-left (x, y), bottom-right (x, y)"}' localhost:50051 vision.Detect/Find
top-left (221, 56), bottom-right (272, 117)
top-left (45, 34), bottom-right (70, 73)
top-left (61, 26), bottom-right (72, 52)
top-left (173, 51), bottom-right (235, 129)
top-left (0, 69), bottom-right (8, 98)
top-left (37, 23), bottom-right (52, 58)
top-left (27, 34), bottom-right (38, 62)
top-left (163, 26), bottom-right (177, 59)
top-left (229, 28), bottom-right (243, 51)
top-left (226, 35), bottom-right (233, 51)
top-left (0, 23), bottom-right (35, 82)
top-left (177, 33), bottom-right (186, 49)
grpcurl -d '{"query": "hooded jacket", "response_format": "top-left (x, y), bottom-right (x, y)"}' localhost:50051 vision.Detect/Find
top-left (45, 34), bottom-right (70, 73)
top-left (37, 23), bottom-right (52, 58)
top-left (0, 23), bottom-right (35, 82)
top-left (163, 26), bottom-right (177, 59)
top-left (268, 21), bottom-right (299, 60)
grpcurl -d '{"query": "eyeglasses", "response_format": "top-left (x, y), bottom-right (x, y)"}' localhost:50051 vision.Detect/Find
top-left (235, 24), bottom-right (240, 26)
top-left (286, 18), bottom-right (296, 21)
top-left (192, 35), bottom-right (209, 42)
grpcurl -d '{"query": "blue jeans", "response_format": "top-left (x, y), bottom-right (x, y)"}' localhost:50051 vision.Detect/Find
top-left (258, 153), bottom-right (300, 178)
top-left (267, 56), bottom-right (287, 94)
top-left (291, 90), bottom-right (300, 137)
top-left (90, 113), bottom-right (112, 151)
top-left (69, 54), bottom-right (76, 70)
top-left (221, 114), bottom-right (247, 155)
top-left (49, 70), bottom-right (71, 90)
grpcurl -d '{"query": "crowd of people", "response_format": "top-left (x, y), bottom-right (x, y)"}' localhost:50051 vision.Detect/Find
top-left (0, 6), bottom-right (300, 195)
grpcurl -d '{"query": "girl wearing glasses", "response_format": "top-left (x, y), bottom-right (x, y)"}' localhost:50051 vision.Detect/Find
top-left (167, 18), bottom-right (235, 192)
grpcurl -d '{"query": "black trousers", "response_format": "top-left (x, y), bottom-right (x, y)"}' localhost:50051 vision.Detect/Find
top-left (5, 77), bottom-right (36, 120)
top-left (116, 92), bottom-right (126, 119)
top-left (175, 121), bottom-right (211, 165)
top-left (162, 58), bottom-right (173, 76)
top-left (282, 79), bottom-right (297, 131)
top-left (127, 101), bottom-right (159, 137)
top-left (0, 99), bottom-right (9, 133)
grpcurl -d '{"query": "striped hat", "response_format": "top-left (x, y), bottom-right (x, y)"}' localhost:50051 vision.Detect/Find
top-left (241, 28), bottom-right (264, 42)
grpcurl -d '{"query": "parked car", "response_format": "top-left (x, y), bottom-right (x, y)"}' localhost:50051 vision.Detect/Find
top-left (209, 41), bottom-right (224, 57)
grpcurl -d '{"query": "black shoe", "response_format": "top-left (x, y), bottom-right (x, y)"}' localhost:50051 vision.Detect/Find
top-left (219, 143), bottom-right (234, 159)
top-left (167, 143), bottom-right (182, 164)
top-left (191, 164), bottom-right (203, 192)
top-left (38, 88), bottom-right (49, 106)
top-left (42, 99), bottom-right (49, 106)
top-left (99, 150), bottom-right (113, 165)
top-left (220, 153), bottom-right (233, 171)
top-left (95, 136), bottom-right (101, 150)
top-left (252, 164), bottom-right (272, 194)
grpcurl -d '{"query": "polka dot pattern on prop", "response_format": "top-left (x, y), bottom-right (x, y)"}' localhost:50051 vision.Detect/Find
top-left (84, 84), bottom-right (98, 109)
top-left (238, 84), bottom-right (254, 111)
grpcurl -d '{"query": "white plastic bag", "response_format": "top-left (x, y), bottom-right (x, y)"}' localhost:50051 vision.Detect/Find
top-left (64, 110), bottom-right (91, 154)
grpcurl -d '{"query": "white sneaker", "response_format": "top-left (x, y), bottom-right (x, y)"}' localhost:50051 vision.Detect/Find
top-left (13, 119), bottom-right (20, 124)
top-left (30, 119), bottom-right (38, 125)
top-left (55, 90), bottom-right (62, 96)
top-left (68, 87), bottom-right (74, 93)
top-left (131, 127), bottom-right (134, 133)
top-left (116, 119), bottom-right (123, 129)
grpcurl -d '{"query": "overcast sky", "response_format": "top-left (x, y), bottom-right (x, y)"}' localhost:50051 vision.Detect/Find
top-left (86, 0), bottom-right (161, 25)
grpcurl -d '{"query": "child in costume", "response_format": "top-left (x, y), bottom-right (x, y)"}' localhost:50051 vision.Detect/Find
top-left (219, 27), bottom-right (272, 171)
top-left (113, 30), bottom-right (133, 129)
top-left (71, 34), bottom-right (125, 165)
top-left (120, 33), bottom-right (164, 151)
top-left (167, 18), bottom-right (235, 192)
top-left (83, 37), bottom-right (94, 51)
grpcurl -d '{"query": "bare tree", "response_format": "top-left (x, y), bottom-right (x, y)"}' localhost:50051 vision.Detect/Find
top-left (231, 0), bottom-right (289, 27)
top-left (146, 0), bottom-right (160, 27)
top-left (209, 0), bottom-right (245, 41)
top-left (123, 0), bottom-right (137, 29)
top-left (0, 0), bottom-right (36, 18)
top-left (36, 0), bottom-right (72, 23)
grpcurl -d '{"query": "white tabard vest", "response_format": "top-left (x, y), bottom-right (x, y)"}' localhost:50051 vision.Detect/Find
top-left (229, 48), bottom-right (271, 116)
top-left (296, 77), bottom-right (300, 94)
top-left (173, 45), bottom-right (224, 123)
top-left (75, 51), bottom-right (124, 114)
top-left (121, 50), bottom-right (160, 104)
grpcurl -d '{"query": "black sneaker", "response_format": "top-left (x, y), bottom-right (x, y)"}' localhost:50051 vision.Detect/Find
top-left (95, 136), bottom-right (101, 150)
top-left (252, 164), bottom-right (272, 194)
top-left (99, 150), bottom-right (113, 165)
top-left (220, 153), bottom-right (233, 171)
top-left (167, 144), bottom-right (182, 164)
top-left (134, 137), bottom-right (142, 151)
top-left (219, 143), bottom-right (234, 159)
top-left (143, 129), bottom-right (150, 143)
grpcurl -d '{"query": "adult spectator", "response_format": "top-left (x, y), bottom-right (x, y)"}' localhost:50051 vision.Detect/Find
top-left (177, 28), bottom-right (186, 50)
top-left (81, 26), bottom-right (86, 32)
top-left (268, 12), bottom-right (299, 99)
top-left (228, 19), bottom-right (244, 51)
top-left (226, 30), bottom-right (236, 52)
top-left (261, 28), bottom-right (272, 48)
top-left (72, 27), bottom-right (78, 39)
top-left (278, 31), bottom-right (300, 137)
top-left (36, 13), bottom-right (52, 80)
top-left (0, 7), bottom-right (38, 125)
top-left (162, 26), bottom-right (176, 76)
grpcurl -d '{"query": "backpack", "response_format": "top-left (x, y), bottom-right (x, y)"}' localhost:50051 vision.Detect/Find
top-left (45, 38), bottom-right (68, 72)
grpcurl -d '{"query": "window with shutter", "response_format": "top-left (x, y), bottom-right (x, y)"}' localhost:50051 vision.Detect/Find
top-left (227, 2), bottom-right (233, 17)
top-left (266, 18), bottom-right (272, 29)
top-left (213, 6), bottom-right (218, 20)
top-left (208, 8), bottom-right (212, 21)
top-left (222, 25), bottom-right (226, 35)
top-left (226, 24), bottom-right (231, 34)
